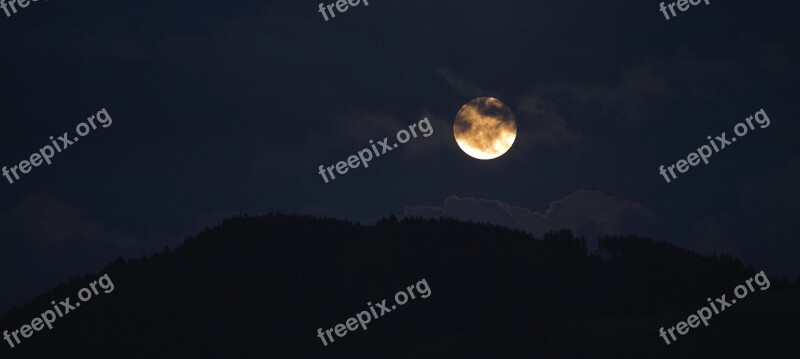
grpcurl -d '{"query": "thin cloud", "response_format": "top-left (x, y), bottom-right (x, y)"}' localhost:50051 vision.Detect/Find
top-left (435, 67), bottom-right (489, 98)
top-left (404, 190), bottom-right (657, 240)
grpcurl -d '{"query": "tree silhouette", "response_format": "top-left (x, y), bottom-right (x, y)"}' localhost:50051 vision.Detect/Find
top-left (1, 214), bottom-right (797, 358)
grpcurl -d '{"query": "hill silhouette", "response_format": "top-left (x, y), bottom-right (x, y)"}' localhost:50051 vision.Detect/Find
top-left (1, 214), bottom-right (798, 358)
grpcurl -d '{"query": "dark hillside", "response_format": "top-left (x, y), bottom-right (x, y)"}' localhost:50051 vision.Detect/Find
top-left (1, 214), bottom-right (798, 358)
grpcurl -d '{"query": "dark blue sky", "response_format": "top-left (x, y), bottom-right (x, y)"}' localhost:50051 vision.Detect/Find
top-left (1, 0), bottom-right (798, 312)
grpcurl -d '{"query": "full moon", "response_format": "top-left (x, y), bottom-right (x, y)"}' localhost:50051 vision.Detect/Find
top-left (453, 97), bottom-right (517, 160)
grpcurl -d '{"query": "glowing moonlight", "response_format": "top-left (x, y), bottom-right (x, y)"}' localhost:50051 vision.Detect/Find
top-left (453, 97), bottom-right (517, 160)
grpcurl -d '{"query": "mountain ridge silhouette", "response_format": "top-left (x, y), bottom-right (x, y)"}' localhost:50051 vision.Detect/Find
top-left (1, 214), bottom-right (798, 358)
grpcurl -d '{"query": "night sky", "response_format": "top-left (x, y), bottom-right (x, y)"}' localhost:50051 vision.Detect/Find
top-left (1, 0), bottom-right (798, 313)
